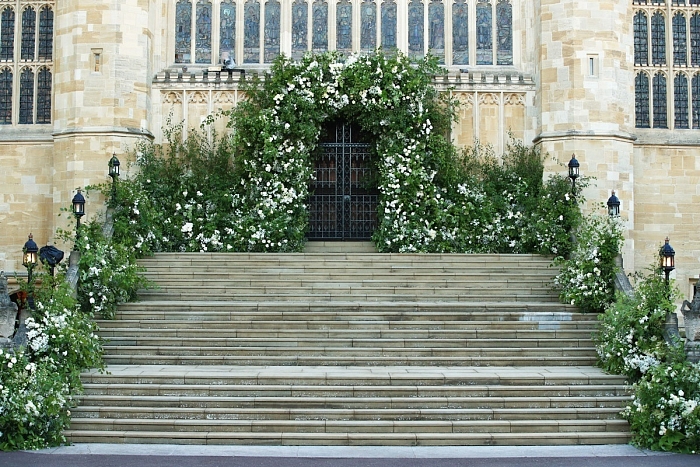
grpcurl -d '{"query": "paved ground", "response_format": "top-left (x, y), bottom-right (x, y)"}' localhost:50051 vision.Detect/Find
top-left (0, 444), bottom-right (697, 467)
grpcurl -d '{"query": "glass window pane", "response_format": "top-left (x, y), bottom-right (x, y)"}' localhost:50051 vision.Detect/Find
top-left (37, 67), bottom-right (51, 124)
top-left (38, 6), bottom-right (52, 60)
top-left (381, 1), bottom-right (397, 50)
top-left (634, 11), bottom-right (648, 66)
top-left (220, 0), bottom-right (236, 65)
top-left (0, 68), bottom-right (11, 124)
top-left (691, 13), bottom-right (700, 66)
top-left (452, 0), bottom-right (468, 65)
top-left (264, 0), bottom-right (280, 62)
top-left (175, 0), bottom-right (192, 63)
top-left (21, 7), bottom-right (36, 61)
top-left (1, 7), bottom-right (14, 61)
top-left (408, 0), bottom-right (424, 60)
top-left (636, 73), bottom-right (650, 128)
top-left (673, 12), bottom-right (686, 66)
top-left (428, 1), bottom-right (444, 64)
top-left (195, 0), bottom-right (212, 64)
top-left (244, 0), bottom-right (260, 63)
top-left (653, 73), bottom-right (668, 128)
top-left (292, 0), bottom-right (308, 60)
top-left (674, 73), bottom-right (689, 128)
top-left (336, 1), bottom-right (352, 54)
top-left (496, 0), bottom-right (512, 65)
top-left (476, 1), bottom-right (493, 65)
top-left (692, 74), bottom-right (700, 128)
top-left (360, 0), bottom-right (376, 52)
top-left (312, 1), bottom-right (328, 52)
top-left (651, 12), bottom-right (666, 66)
top-left (19, 67), bottom-right (33, 124)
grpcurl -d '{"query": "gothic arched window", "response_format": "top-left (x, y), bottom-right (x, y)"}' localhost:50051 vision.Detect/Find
top-left (408, 0), bottom-right (424, 59)
top-left (691, 13), bottom-right (700, 66)
top-left (243, 0), bottom-right (260, 63)
top-left (19, 67), bottom-right (33, 124)
top-left (336, 0), bottom-right (351, 54)
top-left (675, 73), bottom-right (689, 128)
top-left (673, 12), bottom-right (687, 65)
top-left (428, 1), bottom-right (445, 64)
top-left (38, 6), bottom-right (52, 60)
top-left (476, 0), bottom-right (493, 65)
top-left (634, 11), bottom-right (649, 65)
top-left (175, 0), bottom-right (192, 63)
top-left (692, 74), bottom-right (700, 128)
top-left (37, 66), bottom-right (51, 124)
top-left (651, 12), bottom-right (666, 65)
top-left (653, 73), bottom-right (668, 128)
top-left (220, 0), bottom-right (235, 64)
top-left (0, 68), bottom-right (11, 124)
top-left (0, 7), bottom-right (14, 61)
top-left (381, 1), bottom-right (396, 50)
top-left (292, 0), bottom-right (308, 59)
top-left (636, 73), bottom-right (651, 128)
top-left (195, 0), bottom-right (212, 64)
top-left (264, 0), bottom-right (280, 62)
top-left (360, 0), bottom-right (376, 52)
top-left (452, 0), bottom-right (468, 65)
top-left (312, 1), bottom-right (327, 52)
top-left (21, 6), bottom-right (35, 61)
top-left (496, 0), bottom-right (513, 65)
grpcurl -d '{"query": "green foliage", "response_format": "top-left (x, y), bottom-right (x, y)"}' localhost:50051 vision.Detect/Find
top-left (0, 275), bottom-right (103, 451)
top-left (554, 211), bottom-right (624, 312)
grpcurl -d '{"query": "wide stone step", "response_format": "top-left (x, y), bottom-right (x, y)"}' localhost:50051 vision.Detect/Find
top-left (64, 430), bottom-right (632, 446)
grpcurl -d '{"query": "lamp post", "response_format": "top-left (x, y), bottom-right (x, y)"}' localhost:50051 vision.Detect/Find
top-left (108, 153), bottom-right (120, 203)
top-left (607, 191), bottom-right (620, 217)
top-left (660, 237), bottom-right (675, 287)
top-left (568, 154), bottom-right (580, 196)
top-left (72, 189), bottom-right (86, 250)
top-left (22, 233), bottom-right (38, 309)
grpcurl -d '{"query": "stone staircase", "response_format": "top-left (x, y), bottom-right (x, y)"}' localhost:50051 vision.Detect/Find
top-left (66, 249), bottom-right (631, 446)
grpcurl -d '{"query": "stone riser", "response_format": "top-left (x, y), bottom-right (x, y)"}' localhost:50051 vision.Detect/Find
top-left (137, 293), bottom-right (561, 303)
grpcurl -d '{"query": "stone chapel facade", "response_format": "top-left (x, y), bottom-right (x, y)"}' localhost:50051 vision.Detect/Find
top-left (0, 0), bottom-right (698, 300)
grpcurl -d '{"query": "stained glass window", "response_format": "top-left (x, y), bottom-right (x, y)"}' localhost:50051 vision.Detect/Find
top-left (692, 74), bottom-right (700, 128)
top-left (0, 68), bottom-right (11, 124)
top-left (19, 67), bottom-right (33, 124)
top-left (634, 11), bottom-right (648, 66)
top-left (195, 1), bottom-right (212, 64)
top-left (360, 0), bottom-right (376, 52)
top-left (244, 0), bottom-right (260, 63)
top-left (381, 1), bottom-right (397, 49)
top-left (674, 73), bottom-right (689, 128)
top-left (408, 0), bottom-right (424, 59)
top-left (336, 1), bottom-right (352, 53)
top-left (21, 7), bottom-right (35, 61)
top-left (38, 6), bottom-right (52, 60)
top-left (37, 67), bottom-right (51, 124)
top-left (292, 0), bottom-right (308, 60)
top-left (636, 73), bottom-right (650, 128)
top-left (651, 12), bottom-right (666, 66)
top-left (220, 0), bottom-right (235, 65)
top-left (428, 1), bottom-right (444, 64)
top-left (653, 73), bottom-right (668, 128)
top-left (673, 12), bottom-right (686, 66)
top-left (175, 0), bottom-right (192, 63)
top-left (452, 0), bottom-right (468, 66)
top-left (312, 1), bottom-right (327, 52)
top-left (264, 0), bottom-right (280, 62)
top-left (691, 13), bottom-right (700, 66)
top-left (476, 1), bottom-right (493, 65)
top-left (496, 0), bottom-right (512, 65)
top-left (1, 7), bottom-right (14, 62)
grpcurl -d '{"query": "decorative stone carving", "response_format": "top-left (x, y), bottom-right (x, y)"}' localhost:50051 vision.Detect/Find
top-left (0, 271), bottom-right (19, 339)
top-left (681, 285), bottom-right (700, 341)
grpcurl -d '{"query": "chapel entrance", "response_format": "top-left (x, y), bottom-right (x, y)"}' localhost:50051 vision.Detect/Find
top-left (307, 121), bottom-right (378, 240)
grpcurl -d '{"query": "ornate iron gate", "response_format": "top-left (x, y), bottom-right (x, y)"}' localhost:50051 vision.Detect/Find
top-left (307, 122), bottom-right (378, 240)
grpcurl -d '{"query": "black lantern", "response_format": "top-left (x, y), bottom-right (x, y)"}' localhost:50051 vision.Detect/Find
top-left (23, 233), bottom-right (38, 309)
top-left (660, 237), bottom-right (675, 285)
top-left (72, 189), bottom-right (86, 249)
top-left (607, 191), bottom-right (620, 217)
top-left (108, 153), bottom-right (120, 203)
top-left (568, 154), bottom-right (580, 194)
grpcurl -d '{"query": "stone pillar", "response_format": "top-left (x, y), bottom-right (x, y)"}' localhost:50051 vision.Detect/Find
top-left (535, 0), bottom-right (636, 271)
top-left (52, 0), bottom-right (156, 250)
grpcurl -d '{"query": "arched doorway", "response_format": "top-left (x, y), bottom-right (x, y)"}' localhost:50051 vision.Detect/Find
top-left (307, 121), bottom-right (378, 240)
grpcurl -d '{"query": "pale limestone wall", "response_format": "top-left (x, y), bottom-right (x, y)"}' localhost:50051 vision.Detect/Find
top-left (633, 141), bottom-right (700, 302)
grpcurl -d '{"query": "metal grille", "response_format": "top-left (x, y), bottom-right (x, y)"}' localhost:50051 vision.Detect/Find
top-left (308, 122), bottom-right (378, 240)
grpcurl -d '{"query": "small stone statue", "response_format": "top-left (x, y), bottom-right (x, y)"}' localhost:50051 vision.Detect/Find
top-left (681, 284), bottom-right (700, 342)
top-left (0, 271), bottom-right (19, 339)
